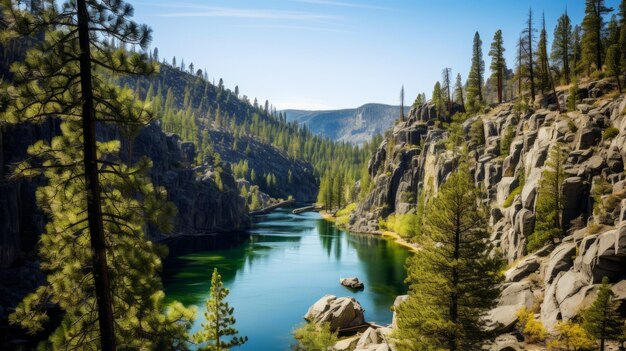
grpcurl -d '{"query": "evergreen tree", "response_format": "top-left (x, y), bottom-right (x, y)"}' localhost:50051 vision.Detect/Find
top-left (527, 144), bottom-right (566, 252)
top-left (551, 11), bottom-right (573, 84)
top-left (1, 1), bottom-right (194, 349)
top-left (454, 73), bottom-right (465, 111)
top-left (536, 13), bottom-right (550, 94)
top-left (193, 268), bottom-right (247, 351)
top-left (606, 44), bottom-right (623, 93)
top-left (582, 277), bottom-right (623, 351)
top-left (619, 0), bottom-right (626, 78)
top-left (523, 8), bottom-right (537, 101)
top-left (581, 0), bottom-right (613, 73)
top-left (432, 81), bottom-right (446, 117)
top-left (489, 29), bottom-right (506, 103)
top-left (394, 163), bottom-right (504, 351)
top-left (442, 67), bottom-right (452, 110)
top-left (467, 31), bottom-right (485, 112)
top-left (572, 25), bottom-right (583, 78)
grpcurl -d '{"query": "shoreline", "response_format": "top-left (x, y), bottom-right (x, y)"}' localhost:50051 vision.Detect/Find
top-left (319, 211), bottom-right (419, 253)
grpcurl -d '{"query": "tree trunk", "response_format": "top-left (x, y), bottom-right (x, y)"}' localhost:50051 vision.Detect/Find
top-left (77, 1), bottom-right (116, 350)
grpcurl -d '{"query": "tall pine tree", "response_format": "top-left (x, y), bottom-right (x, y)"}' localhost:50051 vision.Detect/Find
top-left (582, 277), bottom-right (623, 351)
top-left (551, 10), bottom-right (573, 84)
top-left (581, 0), bottom-right (613, 73)
top-left (467, 31), bottom-right (485, 112)
top-left (489, 29), bottom-right (506, 104)
top-left (1, 1), bottom-right (194, 349)
top-left (394, 163), bottom-right (504, 351)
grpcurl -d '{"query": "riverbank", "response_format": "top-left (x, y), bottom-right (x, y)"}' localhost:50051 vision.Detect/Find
top-left (319, 210), bottom-right (419, 253)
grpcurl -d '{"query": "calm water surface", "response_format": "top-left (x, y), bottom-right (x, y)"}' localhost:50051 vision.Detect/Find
top-left (162, 208), bottom-right (411, 350)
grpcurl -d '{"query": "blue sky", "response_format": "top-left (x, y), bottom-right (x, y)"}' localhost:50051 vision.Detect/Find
top-left (131, 0), bottom-right (621, 110)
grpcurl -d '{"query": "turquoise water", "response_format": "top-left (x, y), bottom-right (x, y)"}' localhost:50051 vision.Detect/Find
top-left (162, 208), bottom-right (411, 350)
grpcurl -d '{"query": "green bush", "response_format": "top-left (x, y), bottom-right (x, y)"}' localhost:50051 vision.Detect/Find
top-left (567, 120), bottom-right (578, 133)
top-left (292, 322), bottom-right (338, 351)
top-left (602, 127), bottom-right (619, 140)
top-left (503, 186), bottom-right (522, 208)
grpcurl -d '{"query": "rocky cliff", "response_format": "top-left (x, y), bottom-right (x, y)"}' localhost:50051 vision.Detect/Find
top-left (350, 79), bottom-right (626, 339)
top-left (0, 121), bottom-right (250, 268)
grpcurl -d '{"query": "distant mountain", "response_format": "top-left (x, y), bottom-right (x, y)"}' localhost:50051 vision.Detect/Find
top-left (283, 103), bottom-right (409, 145)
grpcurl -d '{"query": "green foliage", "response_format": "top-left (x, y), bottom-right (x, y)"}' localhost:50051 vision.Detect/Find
top-left (551, 12), bottom-right (573, 84)
top-left (2, 1), bottom-right (195, 349)
top-left (582, 277), bottom-right (623, 349)
top-left (393, 164), bottom-right (504, 351)
top-left (432, 81), bottom-right (447, 117)
top-left (470, 118), bottom-right (485, 146)
top-left (603, 127), bottom-right (619, 140)
top-left (292, 322), bottom-right (338, 351)
top-left (516, 307), bottom-right (548, 344)
top-left (548, 322), bottom-right (596, 351)
top-left (581, 0), bottom-right (612, 73)
top-left (528, 144), bottom-right (566, 252)
top-left (193, 268), bottom-right (247, 351)
top-left (467, 32), bottom-right (485, 112)
top-left (489, 29), bottom-right (506, 103)
top-left (500, 125), bottom-right (516, 156)
top-left (504, 187), bottom-right (522, 208)
top-left (605, 44), bottom-right (622, 92)
top-left (536, 15), bottom-right (551, 94)
top-left (568, 81), bottom-right (579, 112)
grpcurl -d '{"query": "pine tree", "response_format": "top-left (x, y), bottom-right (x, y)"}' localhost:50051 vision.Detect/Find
top-left (432, 81), bottom-right (446, 117)
top-left (551, 10), bottom-right (573, 84)
top-left (572, 25), bottom-right (583, 78)
top-left (467, 31), bottom-right (485, 112)
top-left (193, 268), bottom-right (247, 351)
top-left (527, 144), bottom-right (566, 252)
top-left (442, 67), bottom-right (452, 110)
top-left (619, 0), bottom-right (626, 78)
top-left (394, 163), bottom-right (504, 351)
top-left (581, 0), bottom-right (613, 73)
top-left (454, 73), bottom-right (465, 111)
top-left (582, 277), bottom-right (623, 351)
top-left (489, 30), bottom-right (506, 103)
top-left (536, 13), bottom-right (550, 94)
top-left (523, 8), bottom-right (537, 101)
top-left (1, 1), bottom-right (194, 350)
top-left (606, 44), bottom-right (623, 93)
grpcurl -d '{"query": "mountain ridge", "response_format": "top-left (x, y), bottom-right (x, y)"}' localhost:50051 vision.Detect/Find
top-left (283, 103), bottom-right (409, 145)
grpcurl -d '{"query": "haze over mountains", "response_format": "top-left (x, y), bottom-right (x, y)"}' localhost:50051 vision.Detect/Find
top-left (283, 103), bottom-right (409, 145)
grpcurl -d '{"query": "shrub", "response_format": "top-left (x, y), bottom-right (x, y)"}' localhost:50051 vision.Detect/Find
top-left (547, 321), bottom-right (596, 351)
top-left (503, 186), bottom-right (522, 208)
top-left (500, 125), bottom-right (515, 156)
top-left (567, 120), bottom-right (578, 133)
top-left (602, 127), bottom-right (619, 140)
top-left (516, 307), bottom-right (547, 344)
top-left (292, 322), bottom-right (338, 351)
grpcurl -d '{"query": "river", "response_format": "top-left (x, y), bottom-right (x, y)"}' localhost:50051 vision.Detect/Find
top-left (162, 207), bottom-right (411, 350)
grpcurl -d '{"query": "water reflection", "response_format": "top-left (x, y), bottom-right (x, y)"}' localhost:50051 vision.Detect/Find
top-left (162, 208), bottom-right (411, 351)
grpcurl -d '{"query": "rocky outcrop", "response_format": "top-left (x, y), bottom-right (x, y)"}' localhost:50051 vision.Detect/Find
top-left (351, 79), bottom-right (626, 340)
top-left (340, 277), bottom-right (364, 289)
top-left (304, 295), bottom-right (366, 331)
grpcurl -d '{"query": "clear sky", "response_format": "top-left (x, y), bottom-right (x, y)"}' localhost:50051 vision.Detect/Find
top-left (131, 0), bottom-right (621, 110)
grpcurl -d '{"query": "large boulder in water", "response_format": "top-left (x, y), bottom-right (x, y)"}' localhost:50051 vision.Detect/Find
top-left (305, 295), bottom-right (365, 331)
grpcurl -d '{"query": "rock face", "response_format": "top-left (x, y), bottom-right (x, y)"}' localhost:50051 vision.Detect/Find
top-left (304, 295), bottom-right (366, 331)
top-left (351, 79), bottom-right (626, 338)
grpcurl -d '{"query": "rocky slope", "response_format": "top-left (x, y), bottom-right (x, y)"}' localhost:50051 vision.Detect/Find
top-left (349, 79), bottom-right (626, 346)
top-left (284, 104), bottom-right (409, 145)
